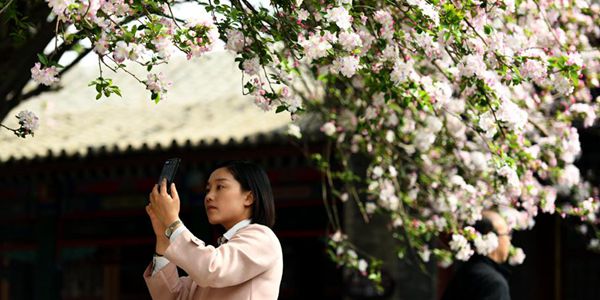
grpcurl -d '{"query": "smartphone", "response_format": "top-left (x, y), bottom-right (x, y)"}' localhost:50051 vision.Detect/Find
top-left (158, 158), bottom-right (181, 190)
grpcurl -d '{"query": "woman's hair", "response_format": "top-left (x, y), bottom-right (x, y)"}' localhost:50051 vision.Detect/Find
top-left (212, 160), bottom-right (276, 228)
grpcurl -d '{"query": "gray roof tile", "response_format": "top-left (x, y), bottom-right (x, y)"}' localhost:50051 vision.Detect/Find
top-left (0, 51), bottom-right (291, 162)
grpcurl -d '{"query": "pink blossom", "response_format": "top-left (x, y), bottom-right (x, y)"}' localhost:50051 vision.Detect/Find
top-left (151, 36), bottom-right (173, 59)
top-left (560, 127), bottom-right (581, 163)
top-left (338, 31), bottom-right (362, 51)
top-left (541, 187), bottom-right (557, 213)
top-left (391, 59), bottom-right (419, 83)
top-left (373, 10), bottom-right (393, 27)
top-left (566, 53), bottom-right (584, 67)
top-left (381, 44), bottom-right (399, 61)
top-left (242, 57), bottom-right (261, 75)
top-left (498, 165), bottom-right (521, 197)
top-left (254, 95), bottom-right (272, 111)
top-left (17, 110), bottom-right (40, 133)
top-left (93, 34), bottom-right (110, 55)
top-left (283, 96), bottom-right (302, 113)
top-left (297, 9), bottom-right (310, 22)
top-left (569, 103), bottom-right (597, 127)
top-left (373, 10), bottom-right (394, 40)
top-left (46, 0), bottom-right (75, 20)
top-left (458, 54), bottom-right (487, 78)
top-left (325, 7), bottom-right (352, 30)
top-left (415, 33), bottom-right (441, 58)
top-left (300, 34), bottom-right (332, 62)
top-left (558, 164), bottom-right (580, 188)
top-left (101, 0), bottom-right (131, 16)
top-left (321, 121), bottom-right (337, 136)
top-left (112, 41), bottom-right (129, 63)
top-left (357, 28), bottom-right (375, 52)
top-left (520, 59), bottom-right (547, 84)
top-left (407, 0), bottom-right (439, 26)
top-left (497, 100), bottom-right (528, 132)
top-left (478, 111), bottom-right (498, 139)
top-left (331, 56), bottom-right (360, 77)
top-left (145, 72), bottom-right (173, 98)
top-left (30, 62), bottom-right (59, 86)
top-left (225, 28), bottom-right (251, 52)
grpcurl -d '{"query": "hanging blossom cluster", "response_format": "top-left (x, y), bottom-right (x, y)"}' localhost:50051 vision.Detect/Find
top-left (34, 0), bottom-right (219, 102)
top-left (30, 62), bottom-right (59, 86)
top-left (3, 110), bottom-right (40, 138)
top-left (35, 0), bottom-right (600, 285)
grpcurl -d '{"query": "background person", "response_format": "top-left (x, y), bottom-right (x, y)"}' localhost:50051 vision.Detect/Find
top-left (441, 210), bottom-right (513, 300)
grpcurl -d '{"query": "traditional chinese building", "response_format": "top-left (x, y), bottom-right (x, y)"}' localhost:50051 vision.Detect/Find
top-left (0, 52), bottom-right (343, 299)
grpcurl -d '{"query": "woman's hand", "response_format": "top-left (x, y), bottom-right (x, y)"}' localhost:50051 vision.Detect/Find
top-left (146, 204), bottom-right (170, 254)
top-left (146, 203), bottom-right (167, 237)
top-left (149, 179), bottom-right (181, 227)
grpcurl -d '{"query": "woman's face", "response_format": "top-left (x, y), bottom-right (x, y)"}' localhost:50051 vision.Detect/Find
top-left (204, 167), bottom-right (253, 229)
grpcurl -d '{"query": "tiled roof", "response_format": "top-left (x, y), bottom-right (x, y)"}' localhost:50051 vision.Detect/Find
top-left (0, 51), bottom-right (293, 162)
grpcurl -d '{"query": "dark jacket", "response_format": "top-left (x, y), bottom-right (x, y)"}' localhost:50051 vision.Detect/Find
top-left (441, 255), bottom-right (511, 300)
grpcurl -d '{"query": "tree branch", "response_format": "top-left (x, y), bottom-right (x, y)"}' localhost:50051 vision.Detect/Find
top-left (0, 0), bottom-right (14, 15)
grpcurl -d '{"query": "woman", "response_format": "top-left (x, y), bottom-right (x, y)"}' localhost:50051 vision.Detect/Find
top-left (143, 160), bottom-right (283, 299)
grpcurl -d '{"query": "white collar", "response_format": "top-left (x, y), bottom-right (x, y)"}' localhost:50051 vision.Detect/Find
top-left (223, 219), bottom-right (252, 240)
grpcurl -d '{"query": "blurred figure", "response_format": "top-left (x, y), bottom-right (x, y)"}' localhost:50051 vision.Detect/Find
top-left (442, 210), bottom-right (512, 300)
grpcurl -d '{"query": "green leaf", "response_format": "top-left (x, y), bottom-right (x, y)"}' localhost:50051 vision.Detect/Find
top-left (37, 53), bottom-right (48, 66)
top-left (484, 25), bottom-right (492, 35)
top-left (275, 105), bottom-right (287, 113)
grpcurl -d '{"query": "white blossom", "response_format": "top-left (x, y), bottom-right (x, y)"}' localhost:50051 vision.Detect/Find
top-left (242, 57), bottom-right (261, 75)
top-left (570, 103), bottom-right (597, 128)
top-left (30, 63), bottom-right (59, 86)
top-left (474, 232), bottom-right (499, 255)
top-left (418, 247), bottom-right (431, 262)
top-left (287, 124), bottom-right (302, 139)
top-left (508, 247), bottom-right (526, 265)
top-left (338, 31), bottom-right (362, 51)
top-left (320, 121), bottom-right (337, 136)
top-left (325, 7), bottom-right (352, 30)
top-left (17, 110), bottom-right (40, 133)
top-left (558, 164), bottom-right (580, 188)
top-left (225, 28), bottom-right (251, 52)
top-left (449, 234), bottom-right (474, 261)
top-left (358, 259), bottom-right (368, 273)
top-left (498, 165), bottom-right (521, 197)
top-left (331, 56), bottom-right (360, 77)
top-left (301, 34), bottom-right (333, 62)
top-left (458, 54), bottom-right (487, 78)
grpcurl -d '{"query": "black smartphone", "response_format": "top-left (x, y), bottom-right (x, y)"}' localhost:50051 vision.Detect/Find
top-left (158, 158), bottom-right (181, 189)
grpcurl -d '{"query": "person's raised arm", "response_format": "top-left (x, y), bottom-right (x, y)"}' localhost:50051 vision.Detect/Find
top-left (165, 225), bottom-right (280, 288)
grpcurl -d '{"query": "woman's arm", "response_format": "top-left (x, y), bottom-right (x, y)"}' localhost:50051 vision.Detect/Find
top-left (145, 193), bottom-right (194, 298)
top-left (144, 261), bottom-right (194, 299)
top-left (165, 225), bottom-right (280, 288)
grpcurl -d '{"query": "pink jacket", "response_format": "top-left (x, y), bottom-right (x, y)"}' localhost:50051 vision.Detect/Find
top-left (143, 224), bottom-right (283, 299)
